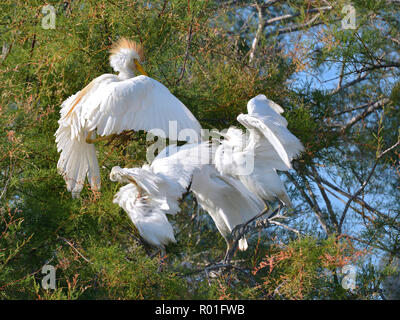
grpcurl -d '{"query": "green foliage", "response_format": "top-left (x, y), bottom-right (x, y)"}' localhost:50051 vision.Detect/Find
top-left (0, 208), bottom-right (35, 299)
top-left (390, 81), bottom-right (400, 106)
top-left (1, 0), bottom-right (399, 300)
top-left (251, 236), bottom-right (365, 299)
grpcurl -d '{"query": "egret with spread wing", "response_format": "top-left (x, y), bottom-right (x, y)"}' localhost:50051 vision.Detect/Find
top-left (215, 95), bottom-right (303, 208)
top-left (56, 38), bottom-right (201, 197)
top-left (110, 142), bottom-right (212, 252)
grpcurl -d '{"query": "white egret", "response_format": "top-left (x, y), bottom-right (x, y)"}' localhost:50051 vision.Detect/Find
top-left (112, 183), bottom-right (177, 250)
top-left (190, 165), bottom-right (265, 257)
top-left (110, 142), bottom-right (211, 251)
top-left (55, 38), bottom-right (201, 197)
top-left (215, 94), bottom-right (304, 208)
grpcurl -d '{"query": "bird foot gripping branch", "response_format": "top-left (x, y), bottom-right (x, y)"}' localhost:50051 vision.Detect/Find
top-left (224, 204), bottom-right (288, 264)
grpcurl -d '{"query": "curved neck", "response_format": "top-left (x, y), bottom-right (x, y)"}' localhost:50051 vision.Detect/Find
top-left (118, 69), bottom-right (135, 80)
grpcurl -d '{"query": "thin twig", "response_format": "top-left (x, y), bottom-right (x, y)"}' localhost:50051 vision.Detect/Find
top-left (338, 140), bottom-right (400, 231)
top-left (248, 3), bottom-right (264, 64)
top-left (176, 16), bottom-right (194, 84)
top-left (57, 236), bottom-right (92, 264)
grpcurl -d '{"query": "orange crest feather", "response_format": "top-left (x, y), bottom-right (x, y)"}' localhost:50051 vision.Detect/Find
top-left (109, 38), bottom-right (145, 62)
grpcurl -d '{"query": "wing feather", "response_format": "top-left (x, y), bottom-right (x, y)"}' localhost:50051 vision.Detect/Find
top-left (237, 114), bottom-right (292, 169)
top-left (191, 166), bottom-right (263, 236)
top-left (56, 73), bottom-right (201, 197)
top-left (151, 142), bottom-right (212, 191)
top-left (84, 75), bottom-right (201, 141)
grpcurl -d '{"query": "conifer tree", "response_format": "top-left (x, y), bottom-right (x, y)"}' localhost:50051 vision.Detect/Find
top-left (0, 0), bottom-right (399, 299)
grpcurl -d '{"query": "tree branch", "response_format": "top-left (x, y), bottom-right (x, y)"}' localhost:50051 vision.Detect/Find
top-left (340, 98), bottom-right (390, 132)
top-left (176, 15), bottom-right (194, 84)
top-left (338, 140), bottom-right (400, 231)
top-left (328, 72), bottom-right (369, 96)
top-left (249, 3), bottom-right (264, 64)
top-left (265, 12), bottom-right (333, 38)
top-left (264, 6), bottom-right (332, 25)
top-left (309, 165), bottom-right (339, 233)
top-left (285, 172), bottom-right (331, 235)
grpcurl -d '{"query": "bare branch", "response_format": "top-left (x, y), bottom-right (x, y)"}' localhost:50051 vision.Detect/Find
top-left (321, 184), bottom-right (376, 225)
top-left (176, 16), bottom-right (194, 84)
top-left (269, 220), bottom-right (301, 235)
top-left (312, 174), bottom-right (391, 222)
top-left (338, 140), bottom-right (400, 231)
top-left (332, 101), bottom-right (371, 117)
top-left (57, 236), bottom-right (92, 264)
top-left (249, 3), bottom-right (264, 64)
top-left (328, 71), bottom-right (369, 96)
top-left (309, 166), bottom-right (339, 232)
top-left (285, 172), bottom-right (331, 235)
top-left (0, 167), bottom-right (12, 202)
top-left (264, 6), bottom-right (332, 25)
top-left (340, 98), bottom-right (390, 132)
top-left (265, 12), bottom-right (333, 38)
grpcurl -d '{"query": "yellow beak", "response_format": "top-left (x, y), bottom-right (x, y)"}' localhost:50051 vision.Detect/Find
top-left (134, 60), bottom-right (148, 76)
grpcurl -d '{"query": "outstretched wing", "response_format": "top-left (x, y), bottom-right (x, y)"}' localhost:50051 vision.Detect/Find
top-left (82, 75), bottom-right (201, 142)
top-left (247, 94), bottom-right (286, 122)
top-left (150, 142), bottom-right (212, 191)
top-left (55, 74), bottom-right (116, 197)
top-left (237, 114), bottom-right (292, 169)
top-left (245, 95), bottom-right (304, 162)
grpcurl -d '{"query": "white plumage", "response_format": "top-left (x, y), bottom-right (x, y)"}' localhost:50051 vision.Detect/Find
top-left (112, 183), bottom-right (177, 249)
top-left (110, 142), bottom-right (211, 250)
top-left (55, 38), bottom-right (201, 197)
top-left (215, 94), bottom-right (304, 208)
top-left (191, 165), bottom-right (265, 252)
top-left (238, 95), bottom-right (304, 168)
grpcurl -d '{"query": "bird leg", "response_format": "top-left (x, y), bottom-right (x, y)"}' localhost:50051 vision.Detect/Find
top-left (255, 203), bottom-right (283, 229)
top-left (224, 203), bottom-right (270, 264)
top-left (224, 203), bottom-right (296, 264)
top-left (224, 241), bottom-right (239, 264)
top-left (224, 203), bottom-right (289, 264)
top-left (231, 202), bottom-right (271, 242)
top-left (85, 130), bottom-right (117, 144)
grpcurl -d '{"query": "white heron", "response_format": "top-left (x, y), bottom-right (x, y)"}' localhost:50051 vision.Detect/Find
top-left (215, 94), bottom-right (304, 208)
top-left (112, 182), bottom-right (177, 251)
top-left (55, 38), bottom-right (202, 197)
top-left (110, 142), bottom-right (212, 252)
top-left (190, 165), bottom-right (265, 257)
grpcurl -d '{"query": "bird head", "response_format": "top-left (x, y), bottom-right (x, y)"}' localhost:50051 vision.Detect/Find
top-left (110, 166), bottom-right (147, 198)
top-left (110, 166), bottom-right (125, 182)
top-left (109, 38), bottom-right (148, 77)
top-left (247, 94), bottom-right (284, 116)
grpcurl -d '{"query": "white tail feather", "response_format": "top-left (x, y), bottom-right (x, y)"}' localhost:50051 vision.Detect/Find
top-left (55, 124), bottom-right (100, 198)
